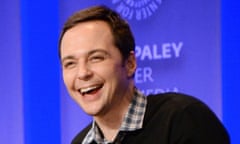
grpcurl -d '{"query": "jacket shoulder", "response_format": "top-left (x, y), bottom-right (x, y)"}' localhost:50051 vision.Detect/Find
top-left (147, 92), bottom-right (204, 109)
top-left (71, 123), bottom-right (92, 144)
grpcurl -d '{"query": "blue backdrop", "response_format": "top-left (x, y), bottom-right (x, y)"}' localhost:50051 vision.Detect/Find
top-left (0, 0), bottom-right (239, 144)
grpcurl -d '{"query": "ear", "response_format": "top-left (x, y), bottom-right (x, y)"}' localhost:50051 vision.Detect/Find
top-left (125, 51), bottom-right (137, 78)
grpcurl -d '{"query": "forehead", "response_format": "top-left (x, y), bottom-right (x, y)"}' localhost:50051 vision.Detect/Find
top-left (67, 20), bottom-right (111, 36)
top-left (61, 21), bottom-right (112, 49)
top-left (60, 20), bottom-right (120, 59)
top-left (62, 20), bottom-right (113, 44)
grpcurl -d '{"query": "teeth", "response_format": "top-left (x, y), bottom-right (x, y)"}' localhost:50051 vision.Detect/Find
top-left (79, 85), bottom-right (101, 94)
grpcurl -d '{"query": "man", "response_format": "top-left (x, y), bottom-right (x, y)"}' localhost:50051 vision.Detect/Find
top-left (59, 5), bottom-right (230, 144)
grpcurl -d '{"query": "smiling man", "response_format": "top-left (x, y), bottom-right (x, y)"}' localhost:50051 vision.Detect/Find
top-left (59, 5), bottom-right (230, 144)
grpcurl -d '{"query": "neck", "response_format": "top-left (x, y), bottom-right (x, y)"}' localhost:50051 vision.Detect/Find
top-left (94, 85), bottom-right (135, 141)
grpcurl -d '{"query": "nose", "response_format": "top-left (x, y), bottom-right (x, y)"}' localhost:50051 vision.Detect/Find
top-left (76, 62), bottom-right (93, 80)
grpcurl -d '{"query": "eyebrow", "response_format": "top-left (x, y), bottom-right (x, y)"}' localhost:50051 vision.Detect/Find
top-left (61, 55), bottom-right (75, 64)
top-left (88, 49), bottom-right (109, 56)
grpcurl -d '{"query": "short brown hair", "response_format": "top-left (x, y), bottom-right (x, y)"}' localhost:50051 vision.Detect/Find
top-left (59, 5), bottom-right (135, 61)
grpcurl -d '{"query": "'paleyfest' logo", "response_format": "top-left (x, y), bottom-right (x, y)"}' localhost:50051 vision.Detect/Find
top-left (112, 0), bottom-right (162, 21)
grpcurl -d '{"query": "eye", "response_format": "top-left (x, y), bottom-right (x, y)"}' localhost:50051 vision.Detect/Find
top-left (63, 61), bottom-right (76, 69)
top-left (89, 54), bottom-right (106, 63)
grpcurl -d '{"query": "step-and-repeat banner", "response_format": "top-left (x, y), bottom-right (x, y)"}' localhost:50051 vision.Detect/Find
top-left (59, 0), bottom-right (221, 143)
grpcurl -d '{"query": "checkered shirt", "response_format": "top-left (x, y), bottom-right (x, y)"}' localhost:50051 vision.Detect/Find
top-left (82, 89), bottom-right (147, 144)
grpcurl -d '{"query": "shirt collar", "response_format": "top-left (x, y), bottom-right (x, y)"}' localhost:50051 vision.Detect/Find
top-left (82, 89), bottom-right (147, 144)
top-left (120, 89), bottom-right (146, 131)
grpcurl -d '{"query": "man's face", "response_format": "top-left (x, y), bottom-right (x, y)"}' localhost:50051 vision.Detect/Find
top-left (60, 20), bottom-right (136, 117)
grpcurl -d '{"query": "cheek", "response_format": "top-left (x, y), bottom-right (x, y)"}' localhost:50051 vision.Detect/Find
top-left (96, 65), bottom-right (127, 91)
top-left (92, 63), bottom-right (123, 79)
top-left (62, 70), bottom-right (74, 88)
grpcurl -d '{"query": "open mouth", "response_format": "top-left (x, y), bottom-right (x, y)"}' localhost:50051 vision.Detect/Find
top-left (79, 84), bottom-right (103, 95)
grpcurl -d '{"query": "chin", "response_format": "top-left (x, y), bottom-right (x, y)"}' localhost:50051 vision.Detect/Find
top-left (82, 106), bottom-right (102, 116)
